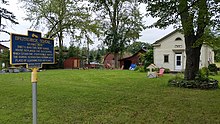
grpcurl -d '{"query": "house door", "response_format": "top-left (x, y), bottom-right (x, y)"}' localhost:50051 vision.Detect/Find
top-left (175, 53), bottom-right (182, 70)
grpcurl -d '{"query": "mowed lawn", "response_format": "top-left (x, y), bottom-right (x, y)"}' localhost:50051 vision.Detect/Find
top-left (1, 70), bottom-right (220, 123)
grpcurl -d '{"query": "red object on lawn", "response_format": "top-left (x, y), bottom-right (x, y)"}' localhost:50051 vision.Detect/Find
top-left (158, 68), bottom-right (165, 77)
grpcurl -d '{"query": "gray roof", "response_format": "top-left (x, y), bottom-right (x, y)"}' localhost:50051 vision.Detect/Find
top-left (0, 44), bottom-right (9, 49)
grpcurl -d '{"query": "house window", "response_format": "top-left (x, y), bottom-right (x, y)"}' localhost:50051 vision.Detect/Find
top-left (175, 37), bottom-right (182, 41)
top-left (164, 55), bottom-right (169, 63)
top-left (0, 49), bottom-right (3, 53)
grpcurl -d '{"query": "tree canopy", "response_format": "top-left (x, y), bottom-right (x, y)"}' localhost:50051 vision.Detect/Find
top-left (21, 0), bottom-right (101, 68)
top-left (141, 0), bottom-right (220, 80)
top-left (126, 41), bottom-right (152, 54)
top-left (89, 0), bottom-right (145, 68)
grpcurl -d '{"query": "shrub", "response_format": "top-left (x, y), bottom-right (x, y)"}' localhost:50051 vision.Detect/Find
top-left (195, 67), bottom-right (209, 81)
top-left (168, 78), bottom-right (218, 89)
top-left (208, 64), bottom-right (218, 74)
top-left (138, 66), bottom-right (146, 72)
top-left (168, 74), bottom-right (184, 87)
top-left (134, 66), bottom-right (146, 72)
top-left (168, 68), bottom-right (218, 90)
top-left (164, 68), bottom-right (170, 73)
top-left (134, 66), bottom-right (139, 71)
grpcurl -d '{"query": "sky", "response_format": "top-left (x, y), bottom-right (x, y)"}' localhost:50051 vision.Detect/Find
top-left (0, 0), bottom-right (175, 49)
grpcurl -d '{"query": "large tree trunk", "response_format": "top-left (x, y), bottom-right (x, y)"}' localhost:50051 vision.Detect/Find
top-left (184, 35), bottom-right (202, 80)
top-left (179, 0), bottom-right (203, 80)
top-left (87, 40), bottom-right (90, 65)
top-left (114, 52), bottom-right (119, 69)
top-left (58, 31), bottom-right (64, 69)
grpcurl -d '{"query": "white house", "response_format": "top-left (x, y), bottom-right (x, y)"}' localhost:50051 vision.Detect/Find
top-left (153, 30), bottom-right (214, 72)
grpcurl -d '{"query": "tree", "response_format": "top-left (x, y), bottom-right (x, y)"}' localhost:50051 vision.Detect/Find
top-left (89, 54), bottom-right (94, 62)
top-left (142, 0), bottom-right (220, 80)
top-left (0, 0), bottom-right (18, 35)
top-left (69, 2), bottom-right (102, 65)
top-left (126, 41), bottom-right (152, 54)
top-left (90, 0), bottom-right (145, 68)
top-left (140, 48), bottom-right (153, 71)
top-left (21, 0), bottom-right (72, 68)
top-left (21, 0), bottom-right (90, 68)
top-left (97, 44), bottom-right (107, 57)
top-left (95, 52), bottom-right (102, 63)
top-left (66, 45), bottom-right (80, 58)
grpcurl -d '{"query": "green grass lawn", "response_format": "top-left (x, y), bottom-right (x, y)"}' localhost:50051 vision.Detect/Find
top-left (1, 70), bottom-right (220, 123)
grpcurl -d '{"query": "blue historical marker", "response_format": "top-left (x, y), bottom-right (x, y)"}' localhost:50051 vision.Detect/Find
top-left (10, 30), bottom-right (54, 124)
top-left (10, 30), bottom-right (54, 68)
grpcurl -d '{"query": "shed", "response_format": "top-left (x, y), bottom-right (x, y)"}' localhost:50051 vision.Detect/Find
top-left (119, 49), bottom-right (147, 69)
top-left (0, 44), bottom-right (9, 52)
top-left (103, 52), bottom-right (132, 69)
top-left (63, 57), bottom-right (80, 69)
top-left (103, 53), bottom-right (115, 68)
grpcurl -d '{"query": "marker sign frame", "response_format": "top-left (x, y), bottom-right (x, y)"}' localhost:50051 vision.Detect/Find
top-left (10, 31), bottom-right (55, 68)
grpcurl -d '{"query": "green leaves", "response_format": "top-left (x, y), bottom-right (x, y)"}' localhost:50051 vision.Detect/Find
top-left (145, 0), bottom-right (179, 29)
top-left (21, 0), bottom-right (103, 67)
top-left (142, 0), bottom-right (219, 80)
top-left (126, 41), bottom-right (151, 54)
top-left (91, 0), bottom-right (145, 54)
top-left (140, 49), bottom-right (153, 68)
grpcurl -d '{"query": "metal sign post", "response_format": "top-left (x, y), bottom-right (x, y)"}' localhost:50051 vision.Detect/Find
top-left (32, 68), bottom-right (38, 124)
top-left (10, 31), bottom-right (54, 124)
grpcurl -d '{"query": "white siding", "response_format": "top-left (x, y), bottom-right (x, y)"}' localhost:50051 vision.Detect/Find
top-left (153, 31), bottom-right (214, 72)
top-left (154, 31), bottom-right (185, 71)
top-left (200, 44), bottom-right (215, 68)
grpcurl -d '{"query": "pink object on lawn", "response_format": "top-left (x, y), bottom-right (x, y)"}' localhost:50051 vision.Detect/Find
top-left (158, 68), bottom-right (165, 77)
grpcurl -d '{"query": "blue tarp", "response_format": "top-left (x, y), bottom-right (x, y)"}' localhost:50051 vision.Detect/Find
top-left (129, 64), bottom-right (136, 70)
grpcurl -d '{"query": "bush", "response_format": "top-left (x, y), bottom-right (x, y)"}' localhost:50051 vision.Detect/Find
top-left (138, 66), bottom-right (146, 72)
top-left (134, 66), bottom-right (146, 72)
top-left (134, 66), bottom-right (139, 71)
top-left (164, 68), bottom-right (170, 73)
top-left (168, 74), bottom-right (184, 87)
top-left (195, 67), bottom-right (209, 81)
top-left (168, 78), bottom-right (218, 89)
top-left (208, 64), bottom-right (218, 74)
top-left (168, 68), bottom-right (218, 89)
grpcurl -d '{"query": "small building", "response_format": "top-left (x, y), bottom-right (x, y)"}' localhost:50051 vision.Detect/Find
top-left (119, 49), bottom-right (147, 69)
top-left (0, 44), bottom-right (9, 52)
top-left (63, 57), bottom-right (80, 69)
top-left (153, 30), bottom-right (214, 72)
top-left (103, 53), bottom-right (115, 68)
top-left (103, 52), bottom-right (132, 68)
